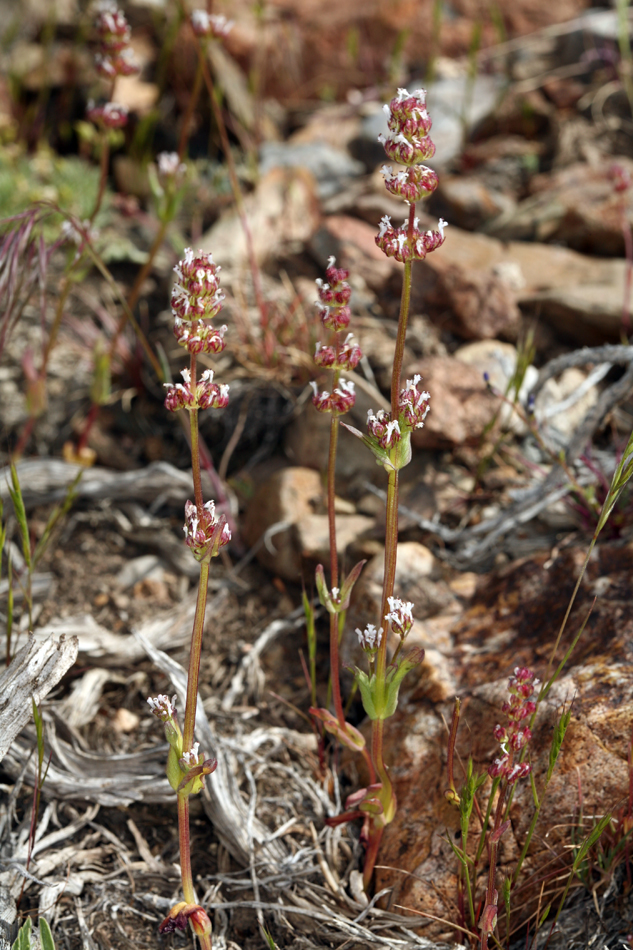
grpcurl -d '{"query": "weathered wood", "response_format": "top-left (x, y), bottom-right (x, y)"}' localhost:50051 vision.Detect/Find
top-left (0, 635), bottom-right (78, 762)
top-left (0, 885), bottom-right (16, 950)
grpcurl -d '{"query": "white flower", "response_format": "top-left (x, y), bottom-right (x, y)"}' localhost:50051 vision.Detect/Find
top-left (385, 597), bottom-right (415, 637)
top-left (147, 694), bottom-right (176, 720)
top-left (182, 742), bottom-right (200, 767)
top-left (355, 624), bottom-right (383, 652)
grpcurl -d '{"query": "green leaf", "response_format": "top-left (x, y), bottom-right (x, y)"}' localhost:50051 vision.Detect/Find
top-left (315, 564), bottom-right (335, 614)
top-left (12, 917), bottom-right (32, 950)
top-left (573, 812), bottom-right (614, 871)
top-left (382, 647), bottom-right (424, 719)
top-left (9, 464), bottom-right (31, 570)
top-left (32, 699), bottom-right (44, 774)
top-left (338, 559), bottom-right (366, 609)
top-left (39, 918), bottom-right (56, 950)
top-left (354, 669), bottom-right (378, 720)
top-left (547, 706), bottom-right (572, 782)
top-left (32, 471), bottom-right (82, 567)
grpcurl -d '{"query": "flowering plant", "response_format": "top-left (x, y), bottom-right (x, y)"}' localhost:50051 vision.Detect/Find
top-left (308, 87), bottom-right (447, 889)
top-left (148, 247), bottom-right (232, 948)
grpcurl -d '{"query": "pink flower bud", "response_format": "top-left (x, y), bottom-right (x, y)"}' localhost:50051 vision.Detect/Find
top-left (386, 88), bottom-right (433, 135)
top-left (378, 131), bottom-right (436, 166)
top-left (173, 318), bottom-right (227, 355)
top-left (381, 163), bottom-right (439, 203)
top-left (310, 379), bottom-right (356, 415)
top-left (318, 303), bottom-right (351, 331)
top-left (509, 727), bottom-right (532, 751)
top-left (314, 342), bottom-right (336, 368)
top-left (493, 724), bottom-right (506, 742)
top-left (316, 256), bottom-right (352, 329)
top-left (172, 248), bottom-right (224, 322)
top-left (86, 100), bottom-right (129, 129)
top-left (183, 499), bottom-right (231, 561)
top-left (196, 369), bottom-right (230, 410)
top-left (164, 368), bottom-right (196, 412)
top-left (398, 375), bottom-right (431, 429)
top-left (488, 755), bottom-right (509, 779)
top-left (367, 409), bottom-right (400, 449)
top-left (506, 761), bottom-right (531, 784)
top-left (95, 3), bottom-right (131, 53)
top-left (159, 902), bottom-right (212, 937)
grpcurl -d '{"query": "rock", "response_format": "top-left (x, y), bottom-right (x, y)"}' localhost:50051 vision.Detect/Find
top-left (534, 366), bottom-right (600, 445)
top-left (356, 74), bottom-right (506, 170)
top-left (345, 542), bottom-right (458, 667)
top-left (115, 555), bottom-right (165, 590)
top-left (289, 103), bottom-right (362, 152)
top-left (241, 467), bottom-right (373, 580)
top-left (407, 356), bottom-right (499, 448)
top-left (454, 340), bottom-right (539, 433)
top-left (374, 544), bottom-right (633, 938)
top-left (259, 141), bottom-right (364, 199)
top-left (285, 378), bottom-right (391, 490)
top-left (430, 173), bottom-right (516, 231)
top-left (295, 512), bottom-right (375, 565)
top-left (310, 214), bottom-right (398, 294)
top-left (407, 223), bottom-right (633, 345)
top-left (487, 160), bottom-right (633, 255)
top-left (200, 167), bottom-right (320, 270)
top-left (242, 467), bottom-right (323, 581)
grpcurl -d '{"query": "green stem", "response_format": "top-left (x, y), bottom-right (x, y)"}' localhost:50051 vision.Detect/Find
top-left (363, 206), bottom-right (416, 886)
top-left (182, 559), bottom-right (210, 753)
top-left (329, 612), bottom-right (346, 729)
top-left (328, 414), bottom-right (339, 589)
top-left (90, 135), bottom-right (110, 227)
top-left (178, 792), bottom-right (195, 903)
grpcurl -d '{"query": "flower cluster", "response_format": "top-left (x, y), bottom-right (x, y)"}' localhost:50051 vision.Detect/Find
top-left (376, 214), bottom-right (447, 264)
top-left (399, 374), bottom-right (431, 428)
top-left (367, 410), bottom-right (400, 450)
top-left (164, 368), bottom-right (229, 412)
top-left (375, 88), bottom-right (446, 265)
top-left (191, 9), bottom-right (234, 39)
top-left (378, 88), bottom-right (434, 166)
top-left (381, 163), bottom-right (438, 203)
top-left (183, 499), bottom-right (231, 562)
top-left (311, 257), bottom-right (362, 415)
top-left (157, 151), bottom-right (187, 186)
top-left (181, 742), bottom-right (201, 769)
top-left (360, 376), bottom-right (430, 470)
top-left (159, 902), bottom-right (212, 938)
top-left (488, 667), bottom-right (539, 783)
top-left (86, 100), bottom-right (129, 129)
top-left (314, 333), bottom-right (361, 371)
top-left (310, 378), bottom-right (356, 414)
top-left (94, 1), bottom-right (138, 80)
top-left (385, 597), bottom-right (414, 638)
top-left (172, 248), bottom-right (224, 322)
top-left (356, 623), bottom-right (383, 654)
top-left (147, 694), bottom-right (176, 722)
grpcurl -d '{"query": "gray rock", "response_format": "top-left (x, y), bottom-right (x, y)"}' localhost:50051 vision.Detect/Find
top-left (259, 141), bottom-right (364, 199)
top-left (358, 74), bottom-right (506, 170)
